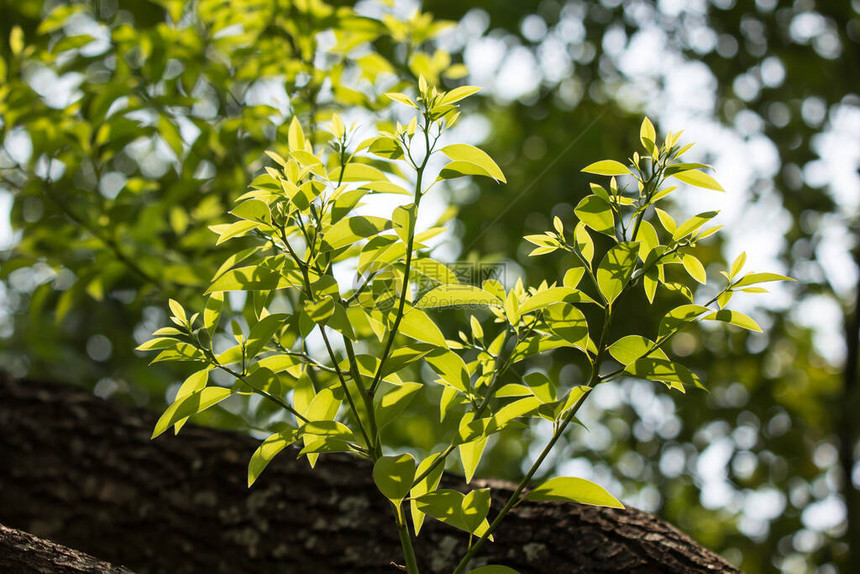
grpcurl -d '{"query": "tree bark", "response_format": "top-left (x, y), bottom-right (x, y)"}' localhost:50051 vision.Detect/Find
top-left (0, 523), bottom-right (132, 573)
top-left (0, 375), bottom-right (739, 573)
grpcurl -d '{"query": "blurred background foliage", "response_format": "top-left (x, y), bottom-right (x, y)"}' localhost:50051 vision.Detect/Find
top-left (0, 0), bottom-right (858, 572)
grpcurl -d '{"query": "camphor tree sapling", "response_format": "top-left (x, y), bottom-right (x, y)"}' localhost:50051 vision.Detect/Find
top-left (139, 81), bottom-right (791, 573)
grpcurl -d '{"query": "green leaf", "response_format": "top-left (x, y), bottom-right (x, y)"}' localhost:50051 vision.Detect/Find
top-left (545, 303), bottom-right (589, 352)
top-left (411, 452), bottom-right (446, 535)
top-left (640, 117), bottom-right (657, 156)
top-left (231, 199), bottom-right (272, 226)
top-left (203, 293), bottom-right (223, 334)
top-left (136, 337), bottom-right (182, 352)
top-left (526, 476), bottom-right (623, 508)
top-left (329, 163), bottom-right (391, 183)
top-left (305, 296), bottom-right (335, 324)
top-left (524, 372), bottom-right (556, 403)
top-left (490, 396), bottom-right (543, 429)
top-left (574, 222), bottom-right (594, 262)
top-left (574, 195), bottom-right (615, 236)
top-left (425, 349), bottom-right (470, 392)
top-left (654, 208), bottom-right (676, 234)
top-left (461, 488), bottom-right (491, 533)
top-left (438, 85), bottom-right (482, 105)
top-left (438, 160), bottom-right (504, 183)
top-left (385, 92), bottom-right (418, 108)
top-left (439, 144), bottom-right (506, 183)
top-left (634, 221), bottom-right (659, 261)
top-left (300, 420), bottom-right (355, 441)
top-left (152, 387), bottom-right (232, 439)
top-left (248, 428), bottom-right (297, 487)
top-left (459, 435), bottom-right (488, 483)
top-left (596, 243), bottom-right (639, 304)
top-left (703, 309), bottom-right (762, 332)
top-left (398, 307), bottom-right (449, 348)
top-left (659, 304), bottom-right (709, 337)
top-left (563, 267), bottom-right (585, 289)
top-left (206, 266), bottom-right (281, 293)
top-left (730, 252), bottom-right (747, 278)
top-left (414, 489), bottom-right (491, 536)
top-left (246, 313), bottom-right (286, 357)
top-left (682, 254), bottom-right (707, 284)
top-left (416, 285), bottom-right (502, 308)
top-left (392, 203), bottom-right (417, 243)
top-left (368, 137), bottom-right (404, 159)
top-left (582, 160), bottom-right (632, 176)
top-left (733, 272), bottom-right (794, 288)
top-left (608, 335), bottom-right (657, 367)
top-left (672, 169), bottom-right (724, 191)
top-left (373, 454), bottom-right (416, 503)
top-left (673, 211), bottom-right (718, 241)
top-left (626, 357), bottom-right (701, 392)
top-left (321, 215), bottom-right (393, 251)
top-left (518, 287), bottom-right (598, 316)
top-left (376, 382), bottom-right (423, 429)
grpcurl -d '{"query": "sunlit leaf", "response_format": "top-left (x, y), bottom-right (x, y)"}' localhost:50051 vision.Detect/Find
top-left (527, 476), bottom-right (623, 508)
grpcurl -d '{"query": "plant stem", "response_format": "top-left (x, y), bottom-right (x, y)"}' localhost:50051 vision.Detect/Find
top-left (451, 378), bottom-right (592, 574)
top-left (453, 278), bottom-right (618, 574)
top-left (369, 115), bottom-right (432, 397)
top-left (393, 503), bottom-right (420, 574)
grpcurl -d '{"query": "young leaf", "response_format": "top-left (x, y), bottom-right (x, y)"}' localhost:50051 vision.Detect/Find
top-left (626, 357), bottom-right (701, 392)
top-left (461, 488), bottom-right (491, 533)
top-left (438, 85), bottom-right (481, 105)
top-left (206, 266), bottom-right (281, 293)
top-left (439, 144), bottom-right (506, 183)
top-left (152, 387), bottom-right (232, 439)
top-left (574, 222), bottom-right (594, 262)
top-left (245, 313), bottom-right (287, 358)
top-left (438, 160), bottom-right (504, 183)
top-left (730, 252), bottom-right (747, 279)
top-left (398, 308), bottom-right (449, 348)
top-left (300, 420), bottom-right (355, 441)
top-left (654, 208), bottom-right (676, 234)
top-left (582, 160), bottom-right (632, 176)
top-left (733, 272), bottom-right (794, 288)
top-left (672, 169), bottom-right (725, 191)
top-left (459, 435), bottom-right (488, 483)
top-left (517, 287), bottom-right (598, 316)
top-left (248, 428), bottom-right (297, 487)
top-left (414, 489), bottom-right (492, 536)
top-left (608, 335), bottom-right (656, 367)
top-left (385, 92), bottom-right (418, 108)
top-left (703, 309), bottom-right (763, 332)
top-left (320, 216), bottom-right (393, 251)
top-left (681, 254), bottom-right (707, 284)
top-left (596, 243), bottom-right (639, 304)
top-left (376, 382), bottom-right (423, 429)
top-left (673, 211), bottom-right (718, 241)
top-left (304, 296), bottom-right (335, 324)
top-left (416, 285), bottom-right (502, 309)
top-left (545, 303), bottom-right (589, 352)
top-left (203, 293), bottom-right (223, 334)
top-left (658, 304), bottom-right (709, 337)
top-left (393, 203), bottom-right (417, 243)
top-left (640, 117), bottom-right (657, 156)
top-left (574, 195), bottom-right (615, 236)
top-left (373, 454), bottom-right (417, 503)
top-left (411, 452), bottom-right (446, 535)
top-left (526, 476), bottom-right (623, 508)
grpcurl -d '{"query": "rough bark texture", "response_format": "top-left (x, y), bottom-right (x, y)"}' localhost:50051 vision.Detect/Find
top-left (0, 375), bottom-right (739, 573)
top-left (0, 523), bottom-right (132, 573)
